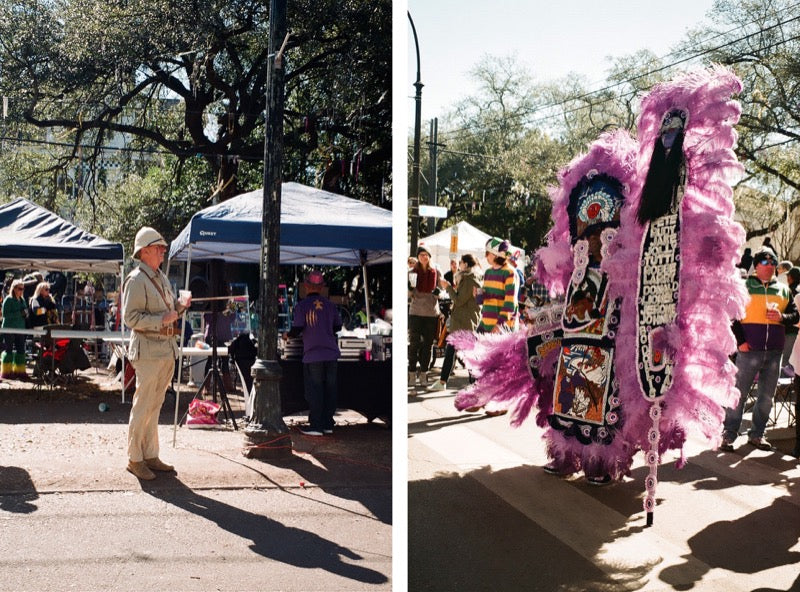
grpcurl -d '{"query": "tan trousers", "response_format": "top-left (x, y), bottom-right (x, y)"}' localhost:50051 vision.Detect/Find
top-left (127, 356), bottom-right (174, 462)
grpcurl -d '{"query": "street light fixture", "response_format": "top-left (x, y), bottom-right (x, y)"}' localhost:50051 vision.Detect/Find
top-left (408, 11), bottom-right (423, 255)
top-left (244, 0), bottom-right (291, 458)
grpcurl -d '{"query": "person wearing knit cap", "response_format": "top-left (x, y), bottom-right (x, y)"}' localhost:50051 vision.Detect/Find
top-left (477, 237), bottom-right (518, 334)
top-left (408, 245), bottom-right (440, 388)
top-left (723, 245), bottom-right (798, 452)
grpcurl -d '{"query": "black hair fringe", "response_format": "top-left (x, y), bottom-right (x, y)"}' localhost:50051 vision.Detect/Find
top-left (636, 131), bottom-right (685, 226)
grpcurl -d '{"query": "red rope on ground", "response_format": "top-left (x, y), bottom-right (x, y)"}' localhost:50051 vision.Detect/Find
top-left (241, 434), bottom-right (293, 452)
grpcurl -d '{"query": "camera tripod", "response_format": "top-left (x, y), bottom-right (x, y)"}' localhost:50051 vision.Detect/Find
top-left (189, 305), bottom-right (238, 430)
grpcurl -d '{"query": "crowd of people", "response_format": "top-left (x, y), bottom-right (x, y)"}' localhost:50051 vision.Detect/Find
top-left (0, 270), bottom-right (113, 382)
top-left (409, 234), bottom-right (800, 462)
top-left (407, 236), bottom-right (535, 392)
top-left (0, 274), bottom-right (60, 381)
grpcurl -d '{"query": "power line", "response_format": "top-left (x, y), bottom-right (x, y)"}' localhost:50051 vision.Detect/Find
top-left (435, 5), bottom-right (800, 142)
top-left (517, 30), bottom-right (800, 131)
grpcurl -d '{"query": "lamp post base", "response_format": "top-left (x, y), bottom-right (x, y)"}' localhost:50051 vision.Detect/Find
top-left (242, 358), bottom-right (293, 459)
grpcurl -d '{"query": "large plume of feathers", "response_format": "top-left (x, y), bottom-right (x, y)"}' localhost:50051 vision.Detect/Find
top-left (450, 66), bottom-right (749, 486)
top-left (605, 64), bottom-right (749, 455)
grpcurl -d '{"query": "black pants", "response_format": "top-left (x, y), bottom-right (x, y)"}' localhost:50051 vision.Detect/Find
top-left (408, 315), bottom-right (437, 373)
top-left (439, 343), bottom-right (457, 383)
top-left (793, 376), bottom-right (800, 454)
top-left (303, 361), bottom-right (338, 431)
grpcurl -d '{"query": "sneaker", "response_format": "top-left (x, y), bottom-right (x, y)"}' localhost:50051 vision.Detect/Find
top-left (719, 438), bottom-right (735, 452)
top-left (747, 436), bottom-right (774, 451)
top-left (300, 428), bottom-right (324, 437)
top-left (427, 380), bottom-right (446, 392)
top-left (484, 409), bottom-right (508, 417)
top-left (586, 474), bottom-right (612, 486)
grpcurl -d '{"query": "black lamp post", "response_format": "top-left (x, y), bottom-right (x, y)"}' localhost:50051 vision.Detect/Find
top-left (408, 11), bottom-right (423, 255)
top-left (244, 0), bottom-right (291, 458)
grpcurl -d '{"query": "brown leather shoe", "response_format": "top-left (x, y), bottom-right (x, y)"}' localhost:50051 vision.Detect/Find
top-left (144, 457), bottom-right (174, 472)
top-left (127, 460), bottom-right (156, 480)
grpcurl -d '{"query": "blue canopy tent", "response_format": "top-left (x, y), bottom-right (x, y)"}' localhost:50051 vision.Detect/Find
top-left (168, 181), bottom-right (392, 332)
top-left (0, 197), bottom-right (124, 273)
top-left (166, 183), bottom-right (392, 433)
top-left (168, 182), bottom-right (392, 266)
top-left (0, 198), bottom-right (129, 400)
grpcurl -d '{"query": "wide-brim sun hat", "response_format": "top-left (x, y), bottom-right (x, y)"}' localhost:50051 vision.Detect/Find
top-left (132, 227), bottom-right (168, 259)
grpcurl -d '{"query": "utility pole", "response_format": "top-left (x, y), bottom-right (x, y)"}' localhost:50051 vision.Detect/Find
top-left (426, 117), bottom-right (444, 235)
top-left (244, 0), bottom-right (291, 458)
top-left (408, 11), bottom-right (422, 254)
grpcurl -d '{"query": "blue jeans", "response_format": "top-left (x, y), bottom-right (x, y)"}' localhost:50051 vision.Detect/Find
top-left (724, 349), bottom-right (782, 440)
top-left (303, 361), bottom-right (338, 431)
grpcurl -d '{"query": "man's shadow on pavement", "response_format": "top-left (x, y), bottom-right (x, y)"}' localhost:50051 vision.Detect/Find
top-left (659, 483), bottom-right (800, 591)
top-left (0, 466), bottom-right (38, 513)
top-left (236, 426), bottom-right (392, 525)
top-left (142, 476), bottom-right (388, 585)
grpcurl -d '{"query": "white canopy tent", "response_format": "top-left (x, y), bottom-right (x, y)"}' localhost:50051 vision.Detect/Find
top-left (417, 221), bottom-right (524, 273)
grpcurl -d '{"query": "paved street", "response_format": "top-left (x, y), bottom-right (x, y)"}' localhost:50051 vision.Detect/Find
top-left (0, 387), bottom-right (392, 592)
top-left (408, 368), bottom-right (800, 592)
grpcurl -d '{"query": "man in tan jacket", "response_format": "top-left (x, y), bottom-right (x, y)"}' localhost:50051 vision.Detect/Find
top-left (123, 227), bottom-right (190, 480)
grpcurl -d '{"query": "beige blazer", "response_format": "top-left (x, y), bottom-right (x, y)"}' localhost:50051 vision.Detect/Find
top-left (122, 263), bottom-right (185, 361)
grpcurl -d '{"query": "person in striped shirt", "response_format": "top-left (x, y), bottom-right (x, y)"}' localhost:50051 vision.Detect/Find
top-left (476, 237), bottom-right (518, 333)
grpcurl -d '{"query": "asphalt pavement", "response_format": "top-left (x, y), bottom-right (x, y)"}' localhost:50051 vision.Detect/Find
top-left (408, 366), bottom-right (800, 592)
top-left (0, 375), bottom-right (392, 592)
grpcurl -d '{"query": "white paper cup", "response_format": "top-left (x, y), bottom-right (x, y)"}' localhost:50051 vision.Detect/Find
top-left (408, 272), bottom-right (417, 288)
top-left (178, 290), bottom-right (192, 306)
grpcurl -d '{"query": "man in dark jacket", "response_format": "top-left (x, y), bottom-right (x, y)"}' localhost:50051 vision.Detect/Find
top-left (722, 246), bottom-right (799, 451)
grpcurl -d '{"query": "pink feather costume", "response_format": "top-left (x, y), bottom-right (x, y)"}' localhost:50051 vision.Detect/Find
top-left (451, 67), bottom-right (748, 524)
top-left (452, 129), bottom-right (640, 479)
top-left (604, 66), bottom-right (749, 521)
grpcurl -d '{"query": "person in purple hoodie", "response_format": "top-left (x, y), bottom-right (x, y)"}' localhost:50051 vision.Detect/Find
top-left (286, 270), bottom-right (343, 436)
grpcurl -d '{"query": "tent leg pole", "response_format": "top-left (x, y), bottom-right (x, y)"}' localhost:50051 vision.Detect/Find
top-left (173, 246), bottom-right (193, 447)
top-left (361, 262), bottom-right (371, 335)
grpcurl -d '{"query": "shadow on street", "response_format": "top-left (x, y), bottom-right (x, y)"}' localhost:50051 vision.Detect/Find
top-left (0, 466), bottom-right (38, 513)
top-left (144, 476), bottom-right (389, 586)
